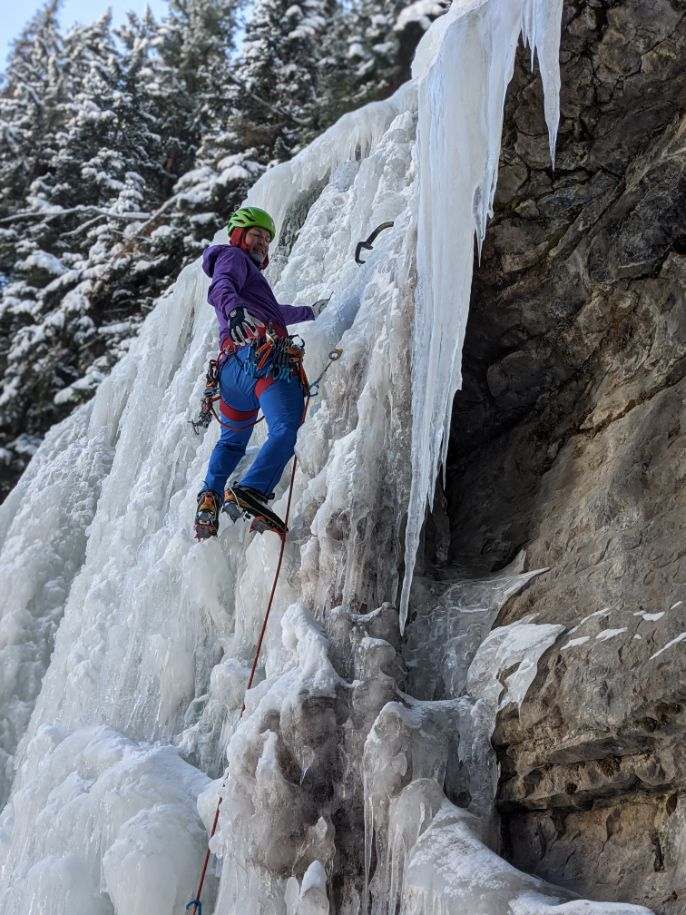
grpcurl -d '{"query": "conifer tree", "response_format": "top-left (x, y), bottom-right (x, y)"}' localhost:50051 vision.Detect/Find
top-left (230, 0), bottom-right (330, 164)
top-left (140, 0), bottom-right (248, 258)
top-left (346, 0), bottom-right (448, 105)
top-left (315, 1), bottom-right (358, 129)
top-left (0, 11), bottom-right (171, 490)
top-left (0, 0), bottom-right (64, 274)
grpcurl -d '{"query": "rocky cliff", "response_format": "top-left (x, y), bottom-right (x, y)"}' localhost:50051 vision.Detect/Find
top-left (438, 1), bottom-right (685, 911)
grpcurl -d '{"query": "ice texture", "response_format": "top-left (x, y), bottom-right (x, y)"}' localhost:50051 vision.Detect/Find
top-left (0, 2), bottom-right (648, 914)
top-left (0, 725), bottom-right (211, 915)
top-left (405, 553), bottom-right (548, 700)
top-left (0, 402), bottom-right (117, 805)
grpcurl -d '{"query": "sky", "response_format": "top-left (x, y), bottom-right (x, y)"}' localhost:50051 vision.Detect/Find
top-left (1, 0), bottom-right (170, 70)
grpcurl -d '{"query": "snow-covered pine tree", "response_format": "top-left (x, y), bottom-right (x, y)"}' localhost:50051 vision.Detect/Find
top-left (0, 0), bottom-right (65, 491)
top-left (144, 0), bottom-right (250, 261)
top-left (231, 0), bottom-right (330, 164)
top-left (0, 11), bottom-right (172, 495)
top-left (346, 0), bottom-right (449, 105)
top-left (161, 0), bottom-right (350, 265)
top-left (0, 0), bottom-right (63, 277)
top-left (315, 1), bottom-right (360, 130)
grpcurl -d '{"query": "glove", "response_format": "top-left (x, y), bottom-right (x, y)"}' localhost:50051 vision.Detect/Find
top-left (310, 292), bottom-right (332, 318)
top-left (227, 306), bottom-right (266, 345)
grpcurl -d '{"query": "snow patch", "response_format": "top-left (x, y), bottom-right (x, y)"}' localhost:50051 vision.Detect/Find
top-left (396, 0), bottom-right (449, 33)
top-left (595, 628), bottom-right (627, 642)
top-left (561, 636), bottom-right (591, 650)
top-left (17, 250), bottom-right (67, 277)
top-left (650, 633), bottom-right (686, 661)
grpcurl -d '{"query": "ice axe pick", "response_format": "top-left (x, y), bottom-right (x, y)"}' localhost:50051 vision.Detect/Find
top-left (355, 221), bottom-right (395, 264)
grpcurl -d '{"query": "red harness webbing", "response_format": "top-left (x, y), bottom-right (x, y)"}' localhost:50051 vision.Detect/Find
top-left (218, 400), bottom-right (258, 422)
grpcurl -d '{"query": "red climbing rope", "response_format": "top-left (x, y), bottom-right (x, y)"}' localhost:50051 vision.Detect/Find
top-left (186, 395), bottom-right (311, 915)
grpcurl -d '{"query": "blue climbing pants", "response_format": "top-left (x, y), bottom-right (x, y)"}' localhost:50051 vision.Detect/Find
top-left (202, 346), bottom-right (305, 499)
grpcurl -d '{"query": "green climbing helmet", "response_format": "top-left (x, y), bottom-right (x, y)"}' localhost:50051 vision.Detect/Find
top-left (228, 206), bottom-right (276, 240)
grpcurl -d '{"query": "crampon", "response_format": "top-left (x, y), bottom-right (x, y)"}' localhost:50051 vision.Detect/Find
top-left (223, 484), bottom-right (287, 536)
top-left (194, 490), bottom-right (220, 540)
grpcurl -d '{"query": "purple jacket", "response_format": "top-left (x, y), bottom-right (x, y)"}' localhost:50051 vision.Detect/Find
top-left (202, 244), bottom-right (314, 345)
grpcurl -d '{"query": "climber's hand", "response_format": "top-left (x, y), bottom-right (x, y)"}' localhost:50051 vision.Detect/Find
top-left (311, 293), bottom-right (332, 318)
top-left (228, 306), bottom-right (266, 345)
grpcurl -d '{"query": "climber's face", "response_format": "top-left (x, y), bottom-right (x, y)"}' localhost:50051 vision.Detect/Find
top-left (245, 227), bottom-right (271, 265)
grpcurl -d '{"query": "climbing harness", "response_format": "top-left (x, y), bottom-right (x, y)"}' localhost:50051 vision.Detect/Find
top-left (186, 349), bottom-right (340, 914)
top-left (355, 221), bottom-right (395, 264)
top-left (189, 335), bottom-right (341, 433)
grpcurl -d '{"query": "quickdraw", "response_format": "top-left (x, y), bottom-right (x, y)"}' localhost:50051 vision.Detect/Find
top-left (247, 332), bottom-right (309, 388)
top-left (189, 358), bottom-right (220, 435)
top-left (308, 348), bottom-right (342, 396)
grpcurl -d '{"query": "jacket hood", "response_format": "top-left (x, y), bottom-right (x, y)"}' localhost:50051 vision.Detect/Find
top-left (202, 244), bottom-right (232, 278)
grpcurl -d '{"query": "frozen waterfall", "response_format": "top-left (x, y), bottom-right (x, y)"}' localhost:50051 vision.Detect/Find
top-left (0, 2), bottom-right (654, 914)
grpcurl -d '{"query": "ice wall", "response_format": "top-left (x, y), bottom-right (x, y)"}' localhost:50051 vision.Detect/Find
top-left (0, 1), bottom-right (646, 914)
top-left (0, 80), bottom-right (419, 915)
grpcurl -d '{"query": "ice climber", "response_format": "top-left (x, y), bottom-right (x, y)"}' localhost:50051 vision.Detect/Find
top-left (194, 206), bottom-right (321, 540)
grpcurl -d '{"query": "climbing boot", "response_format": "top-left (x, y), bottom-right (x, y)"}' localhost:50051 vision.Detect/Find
top-left (223, 484), bottom-right (287, 535)
top-left (194, 490), bottom-right (220, 540)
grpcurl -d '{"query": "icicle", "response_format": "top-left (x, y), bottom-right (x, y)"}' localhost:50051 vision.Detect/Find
top-left (399, 0), bottom-right (563, 631)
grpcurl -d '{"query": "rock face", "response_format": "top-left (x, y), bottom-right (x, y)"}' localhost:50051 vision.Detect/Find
top-left (441, 0), bottom-right (685, 912)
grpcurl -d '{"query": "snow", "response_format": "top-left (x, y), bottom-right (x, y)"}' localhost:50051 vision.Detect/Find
top-left (151, 225), bottom-right (175, 241)
top-left (396, 1), bottom-right (448, 33)
top-left (561, 636), bottom-right (591, 650)
top-left (7, 433), bottom-right (42, 456)
top-left (633, 611), bottom-right (665, 622)
top-left (0, 3), bottom-right (639, 914)
top-left (17, 250), bottom-right (67, 277)
top-left (650, 633), bottom-right (686, 661)
top-left (99, 321), bottom-right (135, 336)
top-left (595, 627), bottom-right (627, 642)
